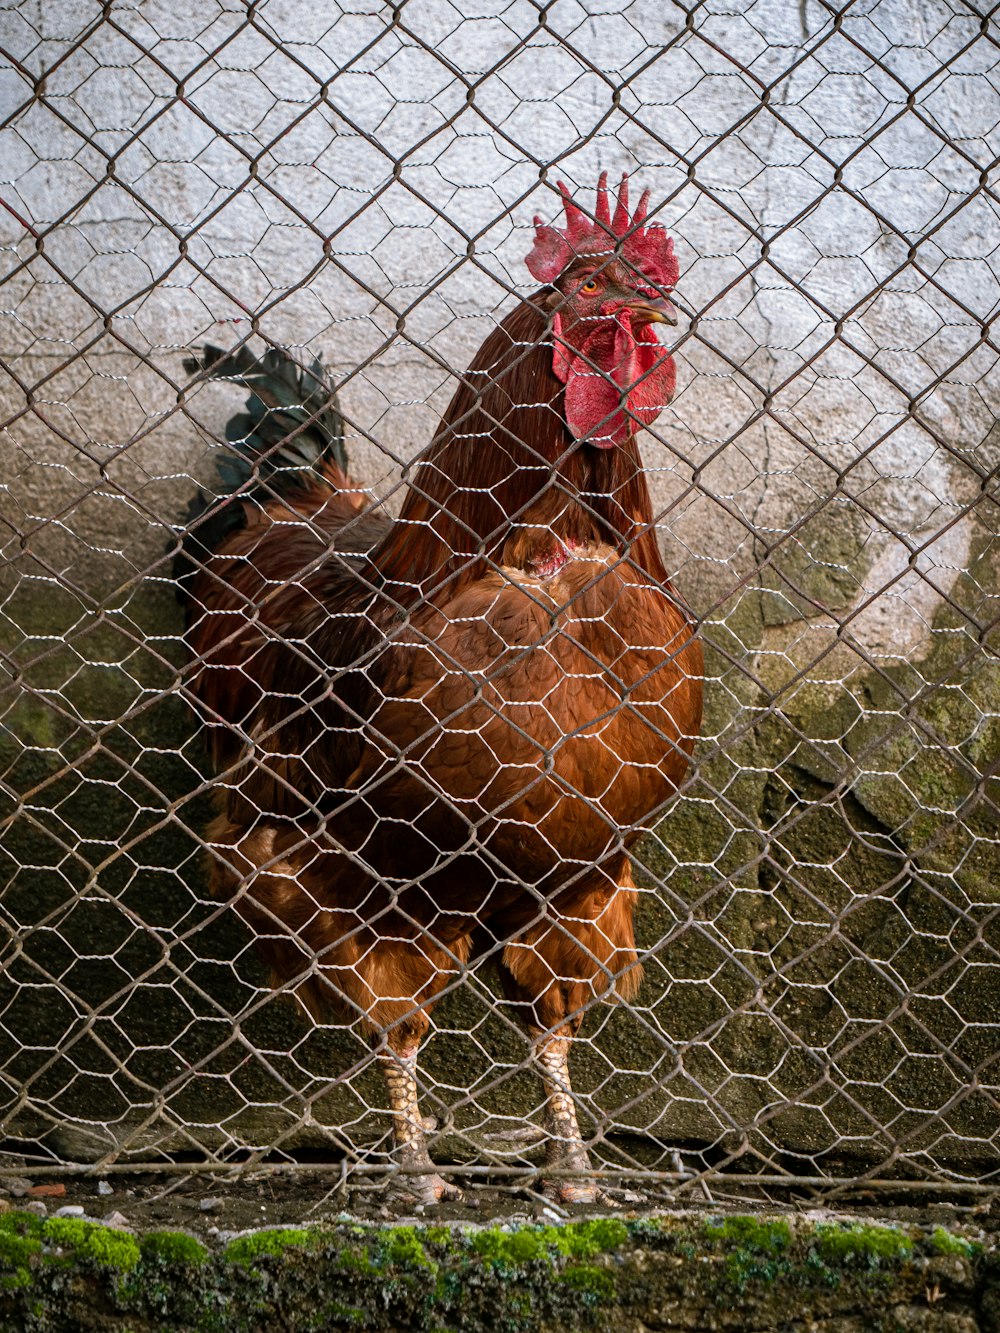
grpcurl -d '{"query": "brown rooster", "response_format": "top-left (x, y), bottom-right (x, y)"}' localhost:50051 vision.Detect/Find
top-left (178, 175), bottom-right (703, 1206)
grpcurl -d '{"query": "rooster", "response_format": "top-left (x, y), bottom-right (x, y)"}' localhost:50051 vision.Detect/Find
top-left (178, 174), bottom-right (703, 1206)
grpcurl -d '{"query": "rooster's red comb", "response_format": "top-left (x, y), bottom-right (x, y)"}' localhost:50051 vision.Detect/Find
top-left (525, 172), bottom-right (677, 290)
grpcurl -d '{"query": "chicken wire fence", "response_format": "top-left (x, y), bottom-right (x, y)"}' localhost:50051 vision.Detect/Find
top-left (0, 0), bottom-right (998, 1210)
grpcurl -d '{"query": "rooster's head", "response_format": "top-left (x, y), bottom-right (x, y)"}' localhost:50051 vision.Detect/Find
top-left (525, 173), bottom-right (678, 451)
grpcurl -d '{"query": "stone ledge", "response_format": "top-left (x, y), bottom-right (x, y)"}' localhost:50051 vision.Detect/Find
top-left (0, 1208), bottom-right (994, 1331)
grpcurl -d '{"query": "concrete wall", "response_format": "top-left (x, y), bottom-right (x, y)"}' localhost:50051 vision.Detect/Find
top-left (0, 0), bottom-right (998, 1182)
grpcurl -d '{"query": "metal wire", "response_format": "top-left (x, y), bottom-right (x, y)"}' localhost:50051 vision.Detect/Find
top-left (0, 0), bottom-right (998, 1207)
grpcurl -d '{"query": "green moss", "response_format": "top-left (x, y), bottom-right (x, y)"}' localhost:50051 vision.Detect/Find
top-left (554, 1219), bottom-right (629, 1259)
top-left (381, 1225), bottom-right (432, 1269)
top-left (0, 1273), bottom-right (32, 1293)
top-left (758, 504), bottom-right (870, 626)
top-left (0, 1212), bottom-right (43, 1241)
top-left (703, 1216), bottom-right (792, 1252)
top-left (702, 1216), bottom-right (793, 1288)
top-left (323, 1302), bottom-right (366, 1325)
top-left (337, 1244), bottom-right (377, 1274)
top-left (469, 1219), bottom-right (630, 1270)
top-left (812, 1222), bottom-right (912, 1267)
top-left (0, 1228), bottom-right (41, 1291)
top-left (140, 1230), bottom-right (209, 1266)
top-left (929, 1226), bottom-right (978, 1257)
top-left (41, 1217), bottom-right (140, 1271)
top-left (559, 1263), bottom-right (615, 1301)
top-left (224, 1227), bottom-right (311, 1269)
top-left (469, 1226), bottom-right (551, 1266)
top-left (2, 1211), bottom-right (978, 1331)
top-left (0, 1212), bottom-right (44, 1292)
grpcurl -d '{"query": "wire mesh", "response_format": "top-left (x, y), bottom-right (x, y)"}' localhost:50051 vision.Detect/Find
top-left (0, 0), bottom-right (998, 1211)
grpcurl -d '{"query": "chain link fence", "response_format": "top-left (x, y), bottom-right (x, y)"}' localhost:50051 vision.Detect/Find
top-left (1, 0), bottom-right (998, 1210)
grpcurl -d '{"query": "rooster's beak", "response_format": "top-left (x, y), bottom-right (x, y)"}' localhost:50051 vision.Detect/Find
top-left (627, 296), bottom-right (678, 327)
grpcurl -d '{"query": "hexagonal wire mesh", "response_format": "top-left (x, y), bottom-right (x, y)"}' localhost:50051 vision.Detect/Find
top-left (0, 0), bottom-right (998, 1213)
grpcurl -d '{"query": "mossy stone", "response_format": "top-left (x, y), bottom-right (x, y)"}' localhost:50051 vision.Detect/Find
top-left (0, 1211), bottom-right (983, 1332)
top-left (758, 504), bottom-right (870, 626)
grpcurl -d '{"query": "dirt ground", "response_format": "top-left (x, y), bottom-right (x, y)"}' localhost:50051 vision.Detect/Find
top-left (0, 1160), bottom-right (664, 1237)
top-left (2, 1153), bottom-right (996, 1242)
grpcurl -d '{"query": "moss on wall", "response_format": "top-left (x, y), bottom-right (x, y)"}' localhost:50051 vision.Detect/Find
top-left (634, 512), bottom-right (1000, 1167)
top-left (0, 1210), bottom-right (990, 1332)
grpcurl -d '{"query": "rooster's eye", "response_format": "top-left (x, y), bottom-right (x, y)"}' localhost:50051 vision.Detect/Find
top-left (579, 277), bottom-right (600, 294)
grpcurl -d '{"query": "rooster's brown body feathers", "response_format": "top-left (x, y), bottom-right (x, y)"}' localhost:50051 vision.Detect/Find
top-left (181, 202), bottom-right (702, 1203)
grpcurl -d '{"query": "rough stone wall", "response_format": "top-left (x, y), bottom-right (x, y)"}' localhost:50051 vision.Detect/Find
top-left (0, 0), bottom-right (998, 1182)
top-left (0, 1210), bottom-right (995, 1333)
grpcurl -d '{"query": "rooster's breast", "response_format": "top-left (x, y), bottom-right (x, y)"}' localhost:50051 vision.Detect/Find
top-left (348, 545), bottom-right (701, 882)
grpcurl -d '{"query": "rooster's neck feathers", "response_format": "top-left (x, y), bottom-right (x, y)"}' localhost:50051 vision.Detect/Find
top-left (370, 295), bottom-right (667, 603)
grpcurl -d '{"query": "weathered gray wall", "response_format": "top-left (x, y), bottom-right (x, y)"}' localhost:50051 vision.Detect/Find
top-left (0, 0), bottom-right (998, 1183)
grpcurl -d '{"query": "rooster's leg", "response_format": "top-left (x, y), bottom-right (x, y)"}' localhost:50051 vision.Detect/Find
top-left (497, 867), bottom-right (641, 1205)
top-left (533, 1030), bottom-right (605, 1205)
top-left (378, 1041), bottom-right (464, 1206)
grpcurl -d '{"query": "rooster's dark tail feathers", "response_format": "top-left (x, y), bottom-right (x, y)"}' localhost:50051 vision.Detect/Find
top-left (174, 343), bottom-right (348, 608)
